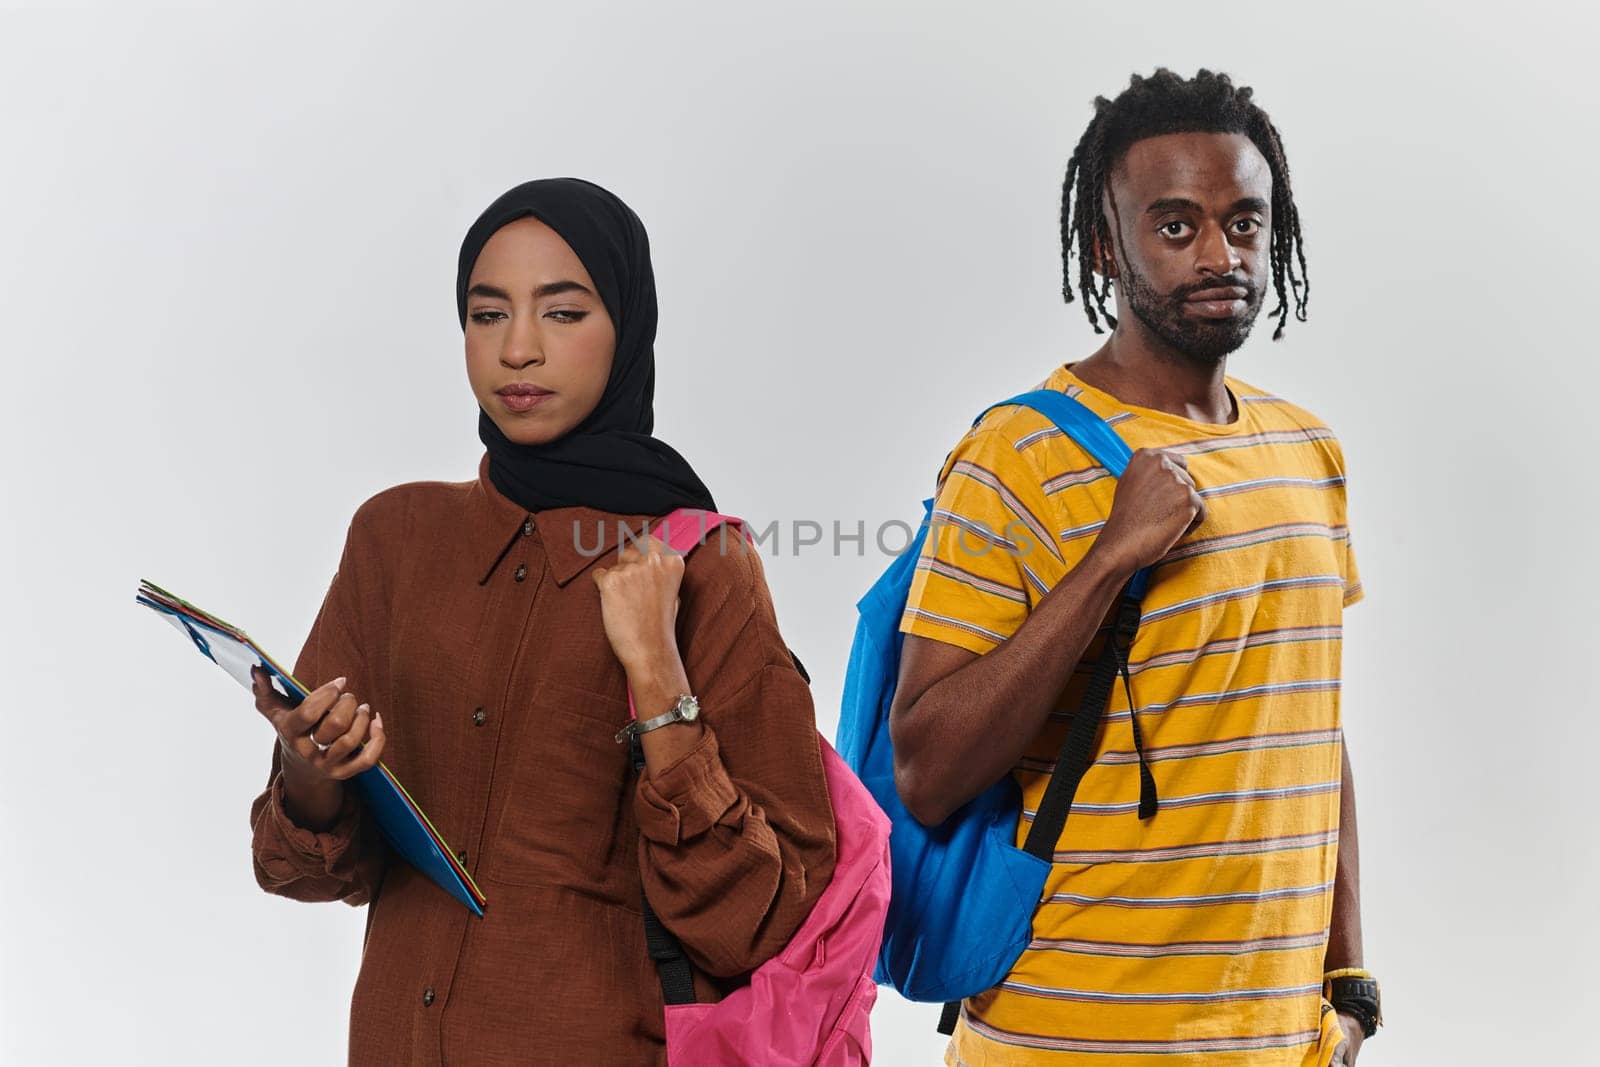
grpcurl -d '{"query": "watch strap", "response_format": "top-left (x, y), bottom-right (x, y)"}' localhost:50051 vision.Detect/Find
top-left (1325, 975), bottom-right (1382, 1038)
top-left (614, 694), bottom-right (698, 744)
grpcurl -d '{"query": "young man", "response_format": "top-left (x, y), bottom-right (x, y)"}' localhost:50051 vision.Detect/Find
top-left (892, 69), bottom-right (1380, 1065)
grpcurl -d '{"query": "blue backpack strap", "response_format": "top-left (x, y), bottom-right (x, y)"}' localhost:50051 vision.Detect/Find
top-left (975, 389), bottom-right (1152, 599)
top-left (979, 390), bottom-right (1133, 474)
top-left (930, 385), bottom-right (1164, 1035)
top-left (974, 389), bottom-right (1157, 821)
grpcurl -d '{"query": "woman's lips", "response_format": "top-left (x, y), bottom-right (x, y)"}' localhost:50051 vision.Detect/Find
top-left (498, 387), bottom-right (553, 413)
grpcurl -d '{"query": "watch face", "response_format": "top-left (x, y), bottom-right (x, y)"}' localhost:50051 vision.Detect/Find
top-left (678, 696), bottom-right (700, 722)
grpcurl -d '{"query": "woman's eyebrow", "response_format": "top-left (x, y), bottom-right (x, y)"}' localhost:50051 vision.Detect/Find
top-left (531, 280), bottom-right (593, 298)
top-left (467, 281), bottom-right (593, 301)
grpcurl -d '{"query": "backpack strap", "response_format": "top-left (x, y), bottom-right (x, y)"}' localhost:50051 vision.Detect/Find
top-left (936, 388), bottom-right (1161, 1037)
top-left (650, 508), bottom-right (749, 555)
top-left (976, 389), bottom-right (1158, 819)
top-left (631, 733), bottom-right (699, 1006)
top-left (937, 593), bottom-right (1149, 1036)
top-left (975, 390), bottom-right (1159, 826)
top-left (978, 389), bottom-right (1151, 597)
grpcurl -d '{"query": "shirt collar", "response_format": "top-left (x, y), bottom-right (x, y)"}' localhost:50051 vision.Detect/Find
top-left (471, 453), bottom-right (654, 587)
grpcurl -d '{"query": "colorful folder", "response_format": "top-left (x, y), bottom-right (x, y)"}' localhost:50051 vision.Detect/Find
top-left (136, 578), bottom-right (486, 916)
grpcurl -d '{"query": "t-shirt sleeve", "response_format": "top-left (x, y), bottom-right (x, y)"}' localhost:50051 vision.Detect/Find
top-left (1342, 531), bottom-right (1364, 608)
top-left (1329, 434), bottom-right (1365, 609)
top-left (899, 427), bottom-right (1068, 655)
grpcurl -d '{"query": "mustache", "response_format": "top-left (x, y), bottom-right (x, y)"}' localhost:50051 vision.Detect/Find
top-left (1173, 277), bottom-right (1258, 301)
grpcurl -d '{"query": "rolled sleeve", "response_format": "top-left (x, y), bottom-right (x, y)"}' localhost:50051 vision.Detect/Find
top-left (250, 765), bottom-right (384, 905)
top-left (634, 728), bottom-right (746, 846)
top-left (259, 771), bottom-right (364, 870)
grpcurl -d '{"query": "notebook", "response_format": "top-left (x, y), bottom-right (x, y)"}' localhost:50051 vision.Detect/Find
top-left (136, 578), bottom-right (486, 916)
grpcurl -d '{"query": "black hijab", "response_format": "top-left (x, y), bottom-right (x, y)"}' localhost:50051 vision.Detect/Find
top-left (458, 178), bottom-right (716, 515)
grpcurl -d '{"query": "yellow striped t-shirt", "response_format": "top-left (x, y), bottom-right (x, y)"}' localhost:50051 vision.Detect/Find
top-left (901, 364), bottom-right (1362, 1066)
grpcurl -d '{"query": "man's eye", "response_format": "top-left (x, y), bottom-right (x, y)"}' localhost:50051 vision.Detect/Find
top-left (469, 309), bottom-right (506, 324)
top-left (1233, 218), bottom-right (1262, 235)
top-left (1160, 221), bottom-right (1191, 238)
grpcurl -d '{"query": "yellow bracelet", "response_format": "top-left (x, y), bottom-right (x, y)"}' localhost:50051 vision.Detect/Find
top-left (1323, 967), bottom-right (1374, 981)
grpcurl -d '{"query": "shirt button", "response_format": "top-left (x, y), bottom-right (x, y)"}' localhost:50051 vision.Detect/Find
top-left (513, 563), bottom-right (527, 582)
top-left (472, 707), bottom-right (487, 727)
top-left (422, 986), bottom-right (435, 1007)
top-left (522, 518), bottom-right (534, 536)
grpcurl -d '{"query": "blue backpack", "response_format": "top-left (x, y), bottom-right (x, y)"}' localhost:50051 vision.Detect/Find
top-left (835, 389), bottom-right (1161, 1028)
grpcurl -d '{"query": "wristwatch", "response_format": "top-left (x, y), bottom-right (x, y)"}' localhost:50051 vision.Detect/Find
top-left (1325, 972), bottom-right (1382, 1039)
top-left (614, 693), bottom-right (700, 744)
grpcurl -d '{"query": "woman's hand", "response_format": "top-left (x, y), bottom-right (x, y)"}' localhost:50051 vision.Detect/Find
top-left (251, 665), bottom-right (386, 781)
top-left (592, 533), bottom-right (684, 673)
top-left (250, 665), bottom-right (385, 830)
top-left (593, 532), bottom-right (702, 772)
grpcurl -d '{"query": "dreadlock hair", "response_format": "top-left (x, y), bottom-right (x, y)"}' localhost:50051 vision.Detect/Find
top-left (1061, 68), bottom-right (1309, 340)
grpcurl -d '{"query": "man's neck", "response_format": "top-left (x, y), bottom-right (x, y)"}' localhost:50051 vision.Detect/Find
top-left (1069, 325), bottom-right (1237, 426)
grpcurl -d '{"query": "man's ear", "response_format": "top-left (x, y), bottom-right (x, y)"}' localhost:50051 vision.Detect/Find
top-left (1091, 226), bottom-right (1119, 280)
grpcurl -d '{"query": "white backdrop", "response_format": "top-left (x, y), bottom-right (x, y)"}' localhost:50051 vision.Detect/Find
top-left (3, 2), bottom-right (1596, 1063)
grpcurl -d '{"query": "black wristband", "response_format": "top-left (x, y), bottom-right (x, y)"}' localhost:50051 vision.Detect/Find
top-left (1326, 976), bottom-right (1381, 1038)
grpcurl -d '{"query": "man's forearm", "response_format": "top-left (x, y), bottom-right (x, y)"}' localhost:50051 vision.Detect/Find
top-left (892, 540), bottom-right (1138, 825)
top-left (1324, 734), bottom-right (1364, 970)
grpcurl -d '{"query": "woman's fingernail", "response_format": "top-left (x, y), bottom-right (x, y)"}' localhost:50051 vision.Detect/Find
top-left (358, 703), bottom-right (370, 714)
top-left (332, 676), bottom-right (347, 690)
top-left (374, 713), bottom-right (384, 729)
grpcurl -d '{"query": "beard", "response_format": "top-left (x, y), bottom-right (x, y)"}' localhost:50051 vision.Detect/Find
top-left (1118, 262), bottom-right (1265, 367)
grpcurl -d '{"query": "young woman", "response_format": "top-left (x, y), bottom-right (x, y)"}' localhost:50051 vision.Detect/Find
top-left (246, 178), bottom-right (837, 1063)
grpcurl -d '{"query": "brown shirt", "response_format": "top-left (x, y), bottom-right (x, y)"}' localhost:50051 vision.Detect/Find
top-left (249, 454), bottom-right (837, 1065)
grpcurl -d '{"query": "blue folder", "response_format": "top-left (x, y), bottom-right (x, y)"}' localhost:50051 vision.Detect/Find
top-left (137, 579), bottom-right (486, 916)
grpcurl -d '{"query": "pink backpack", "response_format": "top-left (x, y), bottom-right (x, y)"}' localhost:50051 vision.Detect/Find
top-left (629, 509), bottom-right (892, 1065)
